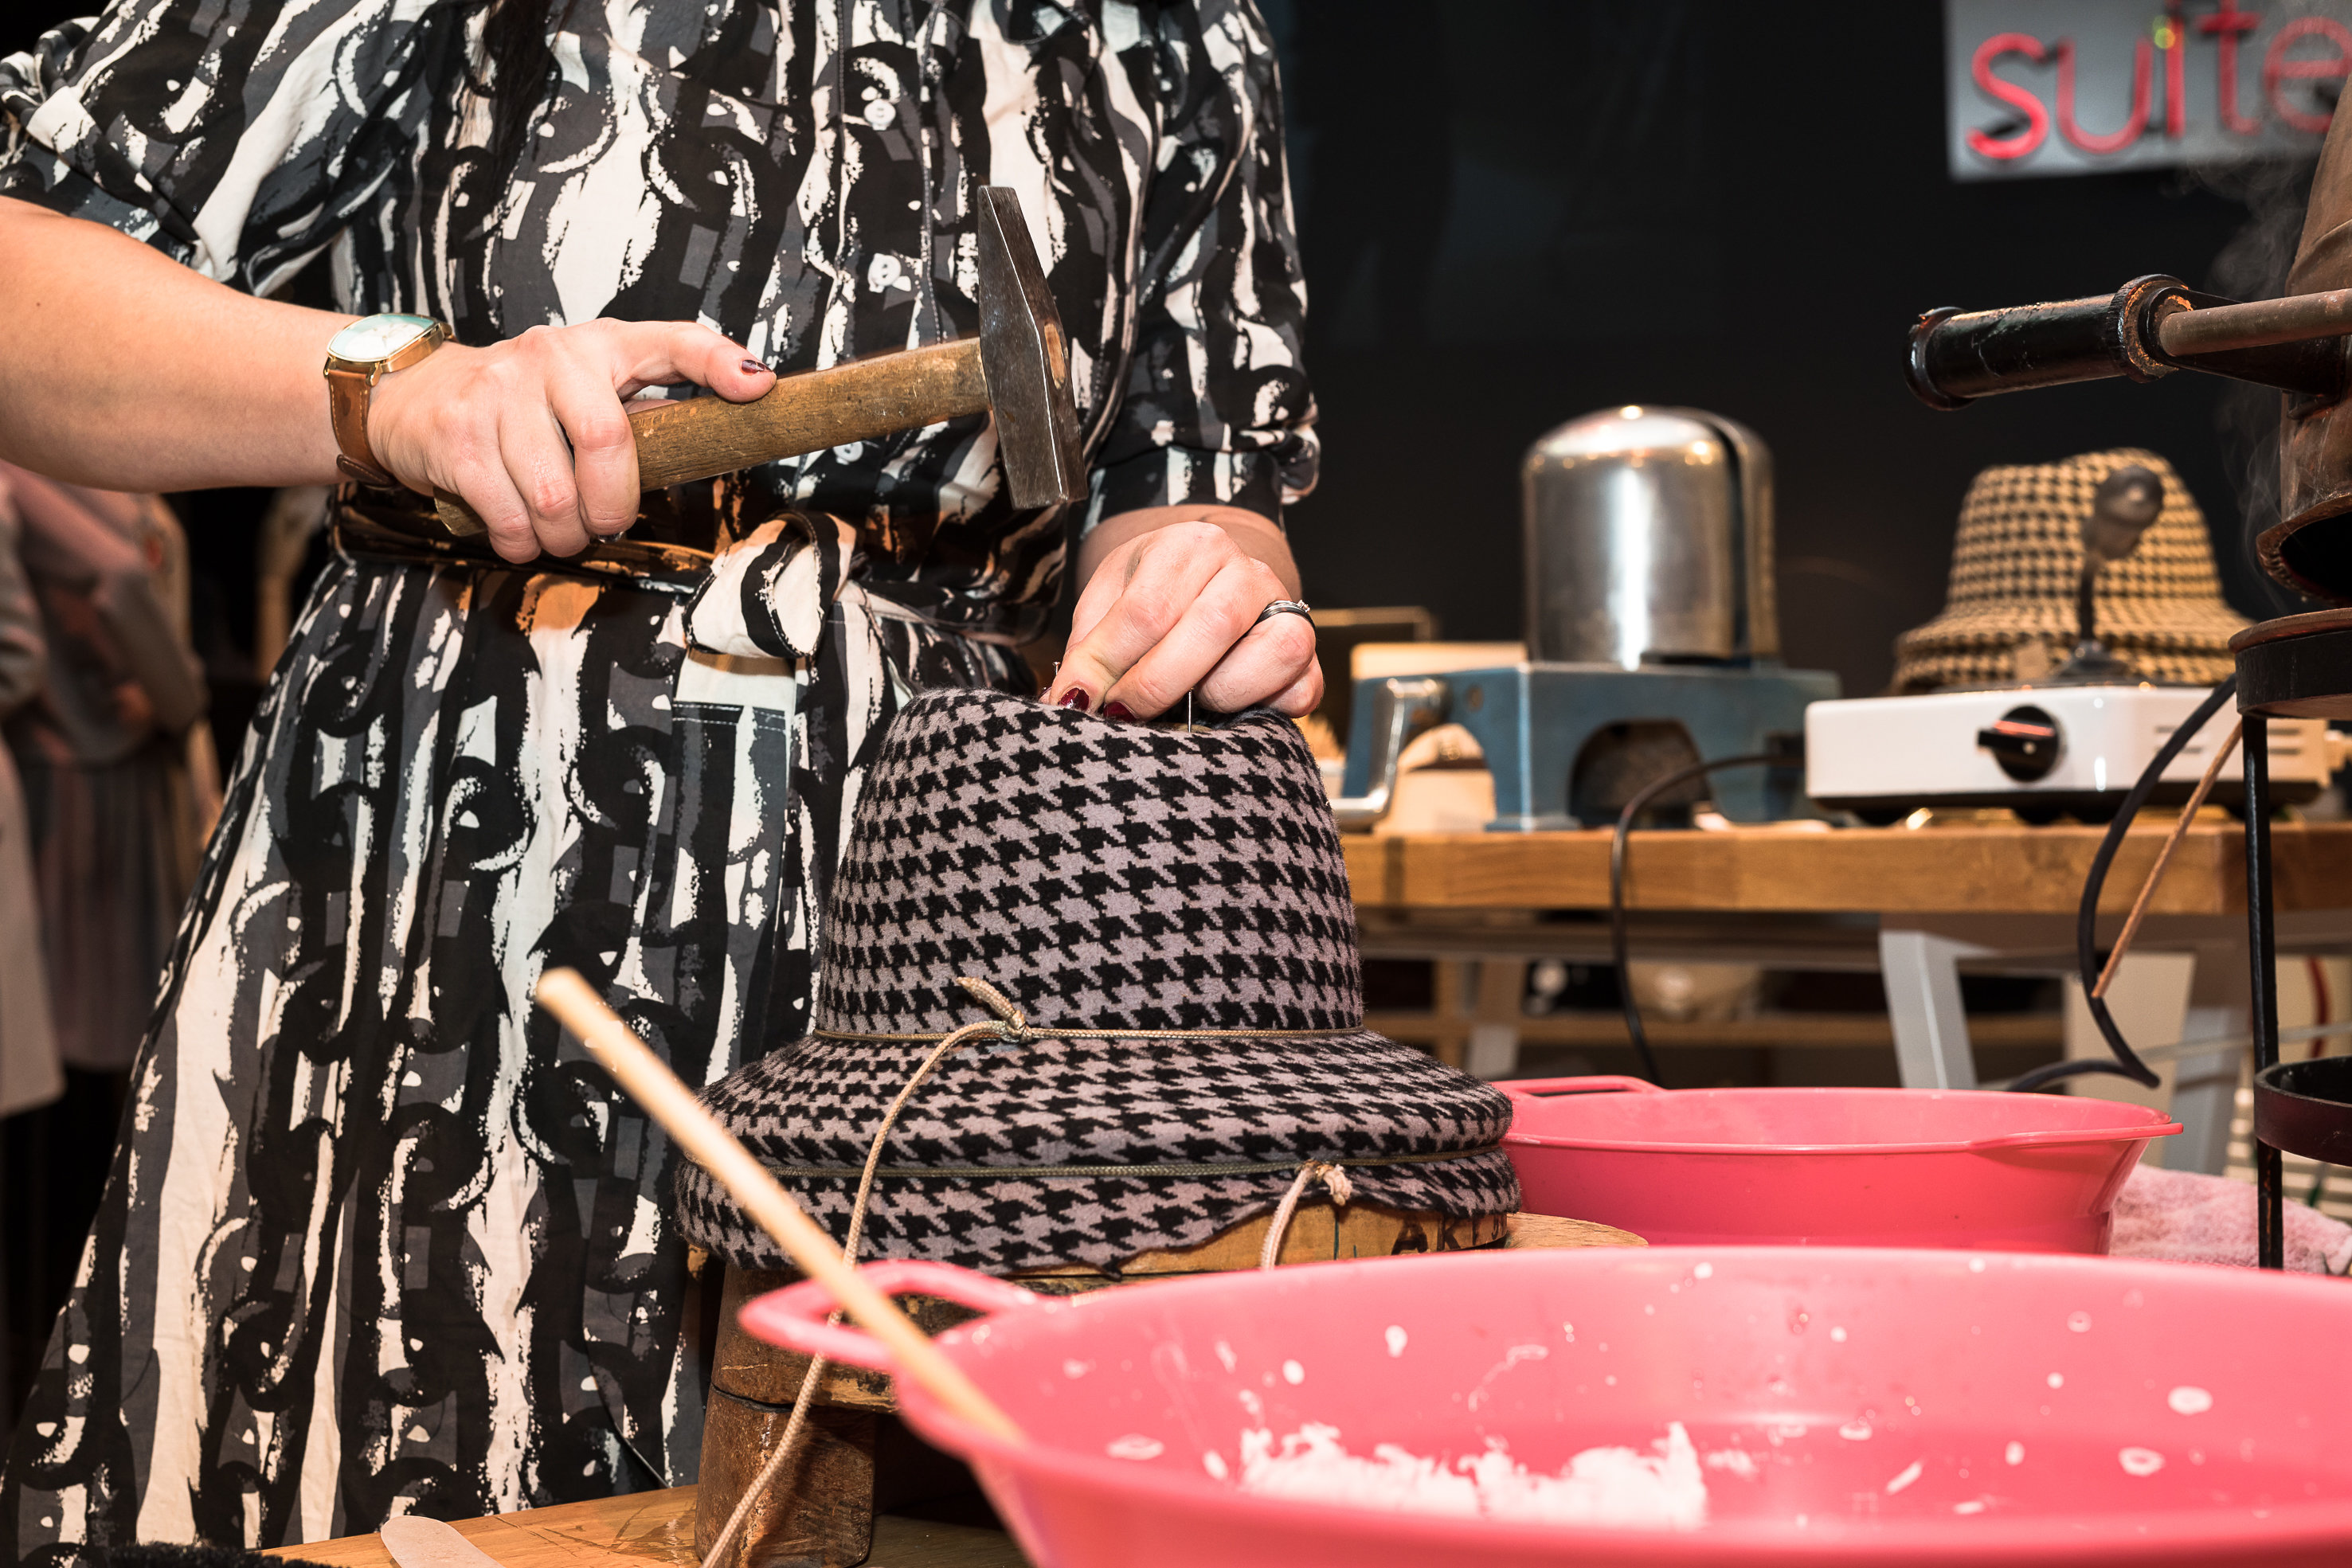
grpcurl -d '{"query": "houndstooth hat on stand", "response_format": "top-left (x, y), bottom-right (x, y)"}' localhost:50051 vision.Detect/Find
top-left (671, 687), bottom-right (1518, 1274)
top-left (1891, 448), bottom-right (2249, 692)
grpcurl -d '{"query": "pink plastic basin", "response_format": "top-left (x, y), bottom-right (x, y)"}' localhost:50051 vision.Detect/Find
top-left (1504, 1077), bottom-right (2179, 1253)
top-left (743, 1249), bottom-right (2352, 1566)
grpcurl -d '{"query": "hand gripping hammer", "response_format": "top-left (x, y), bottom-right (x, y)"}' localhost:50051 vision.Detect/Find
top-left (434, 187), bottom-right (1086, 536)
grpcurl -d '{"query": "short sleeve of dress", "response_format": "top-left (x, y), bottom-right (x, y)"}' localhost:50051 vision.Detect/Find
top-left (1084, 0), bottom-right (1319, 531)
top-left (0, 0), bottom-right (456, 295)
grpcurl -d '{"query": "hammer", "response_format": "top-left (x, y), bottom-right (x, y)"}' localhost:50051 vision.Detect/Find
top-left (433, 188), bottom-right (1086, 536)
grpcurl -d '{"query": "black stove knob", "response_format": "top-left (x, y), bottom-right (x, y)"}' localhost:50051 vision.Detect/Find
top-left (1978, 704), bottom-right (2062, 782)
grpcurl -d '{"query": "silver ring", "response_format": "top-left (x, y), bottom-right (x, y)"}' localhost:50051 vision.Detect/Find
top-left (1254, 599), bottom-right (1313, 628)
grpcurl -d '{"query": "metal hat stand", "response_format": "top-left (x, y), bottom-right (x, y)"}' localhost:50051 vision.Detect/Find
top-left (1906, 273), bottom-right (2352, 1272)
top-left (2234, 611), bottom-right (2352, 1269)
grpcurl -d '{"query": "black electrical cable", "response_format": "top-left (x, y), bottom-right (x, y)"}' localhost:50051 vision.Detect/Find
top-left (1610, 753), bottom-right (1783, 1085)
top-left (2006, 673), bottom-right (2239, 1094)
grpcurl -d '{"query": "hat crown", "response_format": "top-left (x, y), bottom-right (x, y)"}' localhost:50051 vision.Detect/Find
top-left (815, 690), bottom-right (1361, 1034)
top-left (1939, 449), bottom-right (2229, 611)
top-left (1892, 448), bottom-right (2249, 691)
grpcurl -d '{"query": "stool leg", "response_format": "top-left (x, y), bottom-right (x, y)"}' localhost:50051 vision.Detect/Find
top-left (697, 1385), bottom-right (879, 1568)
top-left (2245, 717), bottom-right (2284, 1271)
top-left (1878, 928), bottom-right (1981, 1092)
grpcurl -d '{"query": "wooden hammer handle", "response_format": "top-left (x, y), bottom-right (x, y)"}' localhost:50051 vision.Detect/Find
top-left (433, 339), bottom-right (988, 537)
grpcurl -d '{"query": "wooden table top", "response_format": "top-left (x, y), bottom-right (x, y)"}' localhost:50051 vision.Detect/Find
top-left (1343, 820), bottom-right (2352, 916)
top-left (268, 1487), bottom-right (1027, 1568)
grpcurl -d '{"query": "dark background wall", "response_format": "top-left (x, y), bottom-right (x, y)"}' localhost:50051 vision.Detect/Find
top-left (2, 0), bottom-right (2314, 702)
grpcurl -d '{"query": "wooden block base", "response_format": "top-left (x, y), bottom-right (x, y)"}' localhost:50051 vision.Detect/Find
top-left (697, 1390), bottom-right (877, 1568)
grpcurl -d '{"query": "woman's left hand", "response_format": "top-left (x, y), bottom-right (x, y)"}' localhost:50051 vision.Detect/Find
top-left (1047, 506), bottom-right (1322, 720)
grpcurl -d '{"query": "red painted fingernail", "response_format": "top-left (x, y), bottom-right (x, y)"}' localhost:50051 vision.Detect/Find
top-left (1104, 702), bottom-right (1133, 721)
top-left (742, 358), bottom-right (773, 375)
top-left (1058, 688), bottom-right (1092, 714)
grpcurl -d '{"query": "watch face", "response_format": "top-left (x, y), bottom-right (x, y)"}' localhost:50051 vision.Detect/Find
top-left (328, 313), bottom-right (439, 364)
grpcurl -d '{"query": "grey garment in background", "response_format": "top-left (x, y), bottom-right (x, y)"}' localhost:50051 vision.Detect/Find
top-left (0, 491), bottom-right (57, 1120)
top-left (3, 470), bottom-right (206, 761)
top-left (0, 465), bottom-right (209, 1074)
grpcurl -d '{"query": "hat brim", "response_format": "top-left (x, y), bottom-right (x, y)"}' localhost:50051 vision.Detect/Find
top-left (674, 1028), bottom-right (1520, 1273)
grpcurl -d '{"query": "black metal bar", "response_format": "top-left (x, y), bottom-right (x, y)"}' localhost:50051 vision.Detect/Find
top-left (2245, 716), bottom-right (2285, 1270)
top-left (1908, 288), bottom-right (2158, 409)
top-left (1908, 276), bottom-right (2348, 409)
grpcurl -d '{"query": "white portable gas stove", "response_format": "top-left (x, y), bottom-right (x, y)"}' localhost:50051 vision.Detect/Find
top-left (1806, 683), bottom-right (2338, 824)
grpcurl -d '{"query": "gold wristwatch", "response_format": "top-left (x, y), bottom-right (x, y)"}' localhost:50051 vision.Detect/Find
top-left (323, 313), bottom-right (449, 487)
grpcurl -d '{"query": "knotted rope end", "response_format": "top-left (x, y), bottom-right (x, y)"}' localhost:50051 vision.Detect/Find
top-left (954, 975), bottom-right (1027, 1037)
top-left (1321, 1162), bottom-right (1356, 1207)
top-left (1258, 1160), bottom-right (1356, 1271)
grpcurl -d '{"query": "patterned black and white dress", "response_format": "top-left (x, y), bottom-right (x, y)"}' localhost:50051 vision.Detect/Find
top-left (0, 0), bottom-right (1316, 1554)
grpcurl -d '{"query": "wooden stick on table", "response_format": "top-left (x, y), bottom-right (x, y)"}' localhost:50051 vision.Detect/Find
top-left (534, 968), bottom-right (1024, 1445)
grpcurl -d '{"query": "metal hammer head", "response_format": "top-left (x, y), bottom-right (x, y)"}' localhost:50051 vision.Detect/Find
top-left (976, 188), bottom-right (1086, 510)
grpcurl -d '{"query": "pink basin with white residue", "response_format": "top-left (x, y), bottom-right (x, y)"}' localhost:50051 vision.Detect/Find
top-left (742, 1247), bottom-right (2352, 1566)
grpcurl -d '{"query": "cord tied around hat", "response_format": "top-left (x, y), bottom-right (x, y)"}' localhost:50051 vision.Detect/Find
top-left (701, 977), bottom-right (1022, 1568)
top-left (1258, 1160), bottom-right (1356, 1270)
top-left (708, 976), bottom-right (1444, 1568)
top-left (810, 990), bottom-right (1354, 1046)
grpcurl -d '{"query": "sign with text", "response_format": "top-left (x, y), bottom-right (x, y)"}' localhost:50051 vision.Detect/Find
top-left (1947, 1), bottom-right (2351, 178)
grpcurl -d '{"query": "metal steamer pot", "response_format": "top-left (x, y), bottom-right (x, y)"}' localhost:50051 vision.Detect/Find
top-left (1520, 406), bottom-right (1779, 670)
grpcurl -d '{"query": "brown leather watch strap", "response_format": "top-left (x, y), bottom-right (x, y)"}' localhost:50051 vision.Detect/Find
top-left (327, 365), bottom-right (397, 487)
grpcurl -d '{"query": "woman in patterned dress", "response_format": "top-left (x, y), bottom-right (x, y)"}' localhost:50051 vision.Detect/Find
top-left (0, 0), bottom-right (1320, 1554)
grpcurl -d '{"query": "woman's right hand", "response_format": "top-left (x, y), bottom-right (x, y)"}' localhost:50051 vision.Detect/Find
top-left (365, 319), bottom-right (776, 563)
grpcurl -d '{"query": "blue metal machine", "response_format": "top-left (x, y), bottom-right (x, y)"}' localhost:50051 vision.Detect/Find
top-left (1333, 409), bottom-right (1840, 832)
top-left (1337, 663), bottom-right (1838, 831)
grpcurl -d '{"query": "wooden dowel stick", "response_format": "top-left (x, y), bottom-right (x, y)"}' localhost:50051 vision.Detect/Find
top-left (534, 968), bottom-right (1024, 1445)
top-left (2093, 721), bottom-right (2244, 1000)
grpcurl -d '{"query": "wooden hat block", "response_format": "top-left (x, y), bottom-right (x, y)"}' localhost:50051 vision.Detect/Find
top-left (696, 1204), bottom-right (1642, 1568)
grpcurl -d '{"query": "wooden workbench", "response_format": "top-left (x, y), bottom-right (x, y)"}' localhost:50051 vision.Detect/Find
top-left (1342, 820), bottom-right (2352, 1171)
top-left (1343, 819), bottom-right (2352, 914)
top-left (266, 1487), bottom-right (1029, 1568)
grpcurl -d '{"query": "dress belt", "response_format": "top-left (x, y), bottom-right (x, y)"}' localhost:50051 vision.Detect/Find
top-left (333, 503), bottom-right (718, 584)
top-left (331, 499), bottom-right (1031, 648)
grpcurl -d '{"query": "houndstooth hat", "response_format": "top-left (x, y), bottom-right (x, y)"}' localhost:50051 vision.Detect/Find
top-left (671, 687), bottom-right (1518, 1274)
top-left (1891, 448), bottom-right (2249, 692)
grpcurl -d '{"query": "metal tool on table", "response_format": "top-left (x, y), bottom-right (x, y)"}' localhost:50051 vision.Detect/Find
top-left (379, 1517), bottom-right (505, 1568)
top-left (1333, 407), bottom-right (1837, 831)
top-left (432, 187), bottom-right (1085, 536)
